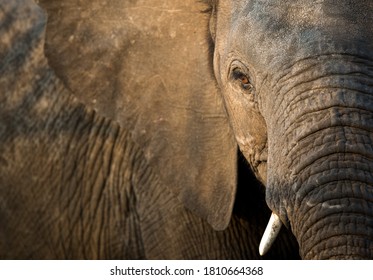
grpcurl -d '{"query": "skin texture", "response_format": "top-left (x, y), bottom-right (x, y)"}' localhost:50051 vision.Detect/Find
top-left (0, 0), bottom-right (299, 259)
top-left (2, 0), bottom-right (372, 260)
top-left (209, 0), bottom-right (373, 259)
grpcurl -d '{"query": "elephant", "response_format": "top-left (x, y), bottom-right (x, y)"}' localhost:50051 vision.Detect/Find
top-left (0, 0), bottom-right (372, 260)
top-left (0, 0), bottom-right (299, 259)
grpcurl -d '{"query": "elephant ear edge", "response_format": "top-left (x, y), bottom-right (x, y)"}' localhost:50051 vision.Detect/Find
top-left (36, 0), bottom-right (238, 230)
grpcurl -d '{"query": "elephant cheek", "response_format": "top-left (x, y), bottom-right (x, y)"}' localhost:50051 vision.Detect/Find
top-left (223, 94), bottom-right (268, 185)
top-left (256, 162), bottom-right (267, 185)
top-left (234, 132), bottom-right (268, 186)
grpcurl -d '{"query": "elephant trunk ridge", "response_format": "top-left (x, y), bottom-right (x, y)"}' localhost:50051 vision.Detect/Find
top-left (264, 57), bottom-right (373, 258)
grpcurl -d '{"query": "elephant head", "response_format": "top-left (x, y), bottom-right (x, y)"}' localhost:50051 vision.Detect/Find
top-left (208, 0), bottom-right (373, 259)
top-left (36, 0), bottom-right (373, 259)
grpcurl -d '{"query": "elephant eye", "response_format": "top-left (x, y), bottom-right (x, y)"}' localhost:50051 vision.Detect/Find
top-left (232, 69), bottom-right (253, 91)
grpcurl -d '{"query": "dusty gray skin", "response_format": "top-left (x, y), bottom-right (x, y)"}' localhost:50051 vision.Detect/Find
top-left (1, 0), bottom-right (372, 260)
top-left (0, 0), bottom-right (299, 259)
top-left (1, 0), bottom-right (373, 259)
top-left (208, 0), bottom-right (373, 259)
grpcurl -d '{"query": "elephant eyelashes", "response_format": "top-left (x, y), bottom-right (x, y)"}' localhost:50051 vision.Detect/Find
top-left (232, 69), bottom-right (253, 91)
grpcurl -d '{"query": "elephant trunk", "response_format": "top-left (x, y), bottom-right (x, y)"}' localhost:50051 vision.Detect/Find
top-left (264, 55), bottom-right (373, 259)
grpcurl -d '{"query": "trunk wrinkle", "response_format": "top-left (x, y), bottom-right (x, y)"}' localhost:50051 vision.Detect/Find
top-left (274, 53), bottom-right (373, 87)
top-left (279, 93), bottom-right (373, 137)
top-left (293, 194), bottom-right (373, 258)
top-left (273, 74), bottom-right (373, 118)
top-left (284, 125), bottom-right (373, 160)
top-left (265, 55), bottom-right (373, 259)
top-left (268, 55), bottom-right (373, 123)
top-left (304, 234), bottom-right (373, 259)
top-left (292, 152), bottom-right (373, 179)
top-left (283, 107), bottom-right (373, 142)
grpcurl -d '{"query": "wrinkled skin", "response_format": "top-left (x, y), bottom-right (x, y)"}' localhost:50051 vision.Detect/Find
top-left (0, 0), bottom-right (299, 259)
top-left (2, 0), bottom-right (372, 260)
top-left (209, 0), bottom-right (373, 259)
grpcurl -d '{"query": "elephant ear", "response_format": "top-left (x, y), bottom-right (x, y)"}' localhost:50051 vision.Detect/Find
top-left (36, 0), bottom-right (237, 230)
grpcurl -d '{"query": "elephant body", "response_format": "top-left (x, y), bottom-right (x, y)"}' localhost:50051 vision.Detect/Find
top-left (0, 0), bottom-right (299, 259)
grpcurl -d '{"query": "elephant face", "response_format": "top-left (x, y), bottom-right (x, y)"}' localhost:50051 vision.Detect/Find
top-left (208, 0), bottom-right (373, 258)
top-left (36, 0), bottom-right (373, 259)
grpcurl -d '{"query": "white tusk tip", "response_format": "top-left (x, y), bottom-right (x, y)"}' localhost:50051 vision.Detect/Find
top-left (259, 212), bottom-right (283, 256)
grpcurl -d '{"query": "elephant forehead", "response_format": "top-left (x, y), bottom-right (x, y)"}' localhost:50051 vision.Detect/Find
top-left (219, 0), bottom-right (373, 74)
top-left (230, 0), bottom-right (372, 26)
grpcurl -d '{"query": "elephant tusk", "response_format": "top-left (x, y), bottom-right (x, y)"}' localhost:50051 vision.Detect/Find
top-left (259, 212), bottom-right (282, 256)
